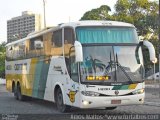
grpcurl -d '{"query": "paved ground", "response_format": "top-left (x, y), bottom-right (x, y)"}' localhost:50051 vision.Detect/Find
top-left (0, 84), bottom-right (160, 120)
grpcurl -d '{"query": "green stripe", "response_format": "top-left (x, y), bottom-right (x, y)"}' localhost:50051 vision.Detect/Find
top-left (32, 56), bottom-right (50, 99)
top-left (37, 60), bottom-right (50, 99)
top-left (112, 85), bottom-right (129, 90)
top-left (32, 59), bottom-right (43, 97)
top-left (120, 85), bottom-right (129, 90)
top-left (112, 85), bottom-right (122, 90)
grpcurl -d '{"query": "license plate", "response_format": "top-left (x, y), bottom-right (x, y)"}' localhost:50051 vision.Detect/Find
top-left (111, 100), bottom-right (121, 104)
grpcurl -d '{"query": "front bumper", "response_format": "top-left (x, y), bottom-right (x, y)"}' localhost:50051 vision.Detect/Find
top-left (79, 93), bottom-right (145, 108)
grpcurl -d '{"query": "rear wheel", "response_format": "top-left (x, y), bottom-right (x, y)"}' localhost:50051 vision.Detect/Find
top-left (56, 88), bottom-right (70, 112)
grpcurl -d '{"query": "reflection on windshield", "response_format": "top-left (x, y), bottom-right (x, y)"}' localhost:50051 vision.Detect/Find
top-left (80, 46), bottom-right (144, 83)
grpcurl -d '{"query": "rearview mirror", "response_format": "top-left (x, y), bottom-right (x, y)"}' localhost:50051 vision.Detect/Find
top-left (74, 41), bottom-right (83, 62)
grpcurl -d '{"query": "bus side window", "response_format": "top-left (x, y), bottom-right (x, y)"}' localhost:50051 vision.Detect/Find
top-left (64, 28), bottom-right (74, 44)
top-left (18, 42), bottom-right (25, 59)
top-left (43, 32), bottom-right (52, 56)
top-left (29, 36), bottom-right (44, 57)
top-left (13, 44), bottom-right (19, 59)
top-left (51, 29), bottom-right (63, 56)
top-left (6, 46), bottom-right (13, 60)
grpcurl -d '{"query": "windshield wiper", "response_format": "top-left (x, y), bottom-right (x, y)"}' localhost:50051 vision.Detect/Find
top-left (105, 49), bottom-right (133, 83)
top-left (115, 54), bottom-right (133, 83)
top-left (105, 51), bottom-right (117, 82)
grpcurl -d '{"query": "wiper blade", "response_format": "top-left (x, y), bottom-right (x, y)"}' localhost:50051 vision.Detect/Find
top-left (104, 49), bottom-right (133, 83)
top-left (104, 50), bottom-right (117, 82)
top-left (115, 54), bottom-right (133, 83)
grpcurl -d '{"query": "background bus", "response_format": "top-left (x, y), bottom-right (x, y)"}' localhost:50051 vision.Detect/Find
top-left (5, 21), bottom-right (157, 112)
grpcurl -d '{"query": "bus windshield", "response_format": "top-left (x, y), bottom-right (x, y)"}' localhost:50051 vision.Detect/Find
top-left (79, 45), bottom-right (144, 84)
top-left (76, 27), bottom-right (139, 44)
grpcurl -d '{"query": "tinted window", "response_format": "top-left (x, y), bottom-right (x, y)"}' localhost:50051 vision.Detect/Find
top-left (51, 29), bottom-right (63, 56)
top-left (30, 36), bottom-right (43, 50)
top-left (64, 28), bottom-right (74, 44)
top-left (52, 29), bottom-right (62, 47)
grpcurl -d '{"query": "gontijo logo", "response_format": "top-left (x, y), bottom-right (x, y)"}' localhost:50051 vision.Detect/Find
top-left (14, 63), bottom-right (27, 70)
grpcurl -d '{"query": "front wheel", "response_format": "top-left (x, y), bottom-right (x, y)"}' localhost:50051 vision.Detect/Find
top-left (17, 84), bottom-right (25, 101)
top-left (13, 85), bottom-right (18, 100)
top-left (56, 88), bottom-right (70, 112)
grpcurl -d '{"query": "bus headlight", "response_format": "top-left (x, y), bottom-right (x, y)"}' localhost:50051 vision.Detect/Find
top-left (82, 100), bottom-right (89, 105)
top-left (132, 89), bottom-right (144, 95)
top-left (81, 91), bottom-right (100, 96)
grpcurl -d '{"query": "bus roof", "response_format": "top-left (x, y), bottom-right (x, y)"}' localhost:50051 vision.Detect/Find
top-left (59, 20), bottom-right (135, 28)
top-left (6, 20), bottom-right (135, 47)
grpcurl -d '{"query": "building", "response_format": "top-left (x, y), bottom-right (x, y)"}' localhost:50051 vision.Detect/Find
top-left (7, 11), bottom-right (41, 43)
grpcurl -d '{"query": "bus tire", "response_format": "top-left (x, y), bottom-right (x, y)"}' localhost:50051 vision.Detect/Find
top-left (13, 84), bottom-right (18, 100)
top-left (17, 84), bottom-right (25, 101)
top-left (105, 107), bottom-right (117, 110)
top-left (56, 88), bottom-right (70, 112)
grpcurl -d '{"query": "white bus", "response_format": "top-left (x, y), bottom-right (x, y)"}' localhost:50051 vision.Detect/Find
top-left (5, 21), bottom-right (157, 112)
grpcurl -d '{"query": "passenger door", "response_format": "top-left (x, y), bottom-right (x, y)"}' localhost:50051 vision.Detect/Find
top-left (64, 27), bottom-right (80, 107)
top-left (69, 47), bottom-right (80, 107)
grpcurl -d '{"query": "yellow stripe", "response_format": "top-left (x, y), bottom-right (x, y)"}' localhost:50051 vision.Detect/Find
top-left (27, 58), bottom-right (38, 96)
top-left (128, 84), bottom-right (137, 89)
top-left (6, 58), bottom-right (39, 97)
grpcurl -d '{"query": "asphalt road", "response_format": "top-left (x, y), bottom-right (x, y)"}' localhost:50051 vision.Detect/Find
top-left (0, 84), bottom-right (160, 120)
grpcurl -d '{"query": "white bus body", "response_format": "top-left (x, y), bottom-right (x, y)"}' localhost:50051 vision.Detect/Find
top-left (6, 21), bottom-right (156, 112)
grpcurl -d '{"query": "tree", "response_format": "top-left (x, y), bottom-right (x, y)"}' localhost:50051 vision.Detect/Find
top-left (80, 5), bottom-right (112, 20)
top-left (0, 42), bottom-right (6, 78)
top-left (114, 0), bottom-right (158, 36)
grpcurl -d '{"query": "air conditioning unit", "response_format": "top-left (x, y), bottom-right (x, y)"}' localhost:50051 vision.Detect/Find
top-left (34, 40), bottom-right (43, 49)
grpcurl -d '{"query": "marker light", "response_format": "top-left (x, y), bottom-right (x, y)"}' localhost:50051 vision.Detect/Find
top-left (132, 89), bottom-right (144, 95)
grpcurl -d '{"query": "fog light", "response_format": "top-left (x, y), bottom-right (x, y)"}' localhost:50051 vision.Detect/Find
top-left (83, 101), bottom-right (89, 105)
top-left (82, 100), bottom-right (91, 106)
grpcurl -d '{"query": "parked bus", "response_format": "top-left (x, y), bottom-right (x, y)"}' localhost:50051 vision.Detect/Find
top-left (5, 21), bottom-right (157, 112)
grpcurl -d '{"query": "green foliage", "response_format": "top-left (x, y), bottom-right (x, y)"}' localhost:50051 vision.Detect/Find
top-left (114, 0), bottom-right (158, 36)
top-left (0, 42), bottom-right (6, 78)
top-left (81, 5), bottom-right (112, 20)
